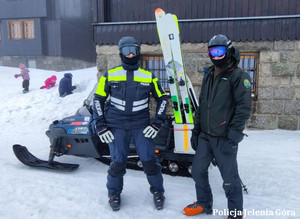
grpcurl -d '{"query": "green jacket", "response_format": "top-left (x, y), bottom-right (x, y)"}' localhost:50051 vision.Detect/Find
top-left (193, 47), bottom-right (251, 140)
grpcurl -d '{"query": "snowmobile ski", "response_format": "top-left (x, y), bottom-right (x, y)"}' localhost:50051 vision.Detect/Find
top-left (155, 8), bottom-right (183, 124)
top-left (12, 144), bottom-right (79, 171)
top-left (155, 8), bottom-right (194, 123)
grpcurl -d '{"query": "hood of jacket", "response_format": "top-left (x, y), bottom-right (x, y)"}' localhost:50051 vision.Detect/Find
top-left (64, 73), bottom-right (73, 78)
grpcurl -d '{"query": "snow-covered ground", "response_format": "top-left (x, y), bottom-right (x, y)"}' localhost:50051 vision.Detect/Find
top-left (0, 66), bottom-right (299, 219)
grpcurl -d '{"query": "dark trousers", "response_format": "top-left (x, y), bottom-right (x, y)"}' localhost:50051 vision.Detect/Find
top-left (107, 127), bottom-right (164, 197)
top-left (192, 132), bottom-right (243, 213)
top-left (22, 80), bottom-right (29, 91)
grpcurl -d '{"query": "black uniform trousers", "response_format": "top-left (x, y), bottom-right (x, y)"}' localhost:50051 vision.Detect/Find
top-left (192, 132), bottom-right (243, 214)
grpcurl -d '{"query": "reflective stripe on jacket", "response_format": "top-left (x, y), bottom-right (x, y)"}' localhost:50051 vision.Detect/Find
top-left (93, 65), bottom-right (168, 130)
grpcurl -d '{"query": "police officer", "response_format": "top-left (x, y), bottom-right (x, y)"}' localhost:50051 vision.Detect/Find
top-left (183, 34), bottom-right (251, 219)
top-left (93, 36), bottom-right (168, 211)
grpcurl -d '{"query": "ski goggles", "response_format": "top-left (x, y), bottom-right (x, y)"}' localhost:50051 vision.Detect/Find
top-left (207, 46), bottom-right (227, 58)
top-left (120, 45), bottom-right (139, 56)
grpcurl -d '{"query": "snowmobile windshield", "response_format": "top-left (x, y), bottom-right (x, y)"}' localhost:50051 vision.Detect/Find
top-left (120, 46), bottom-right (139, 56)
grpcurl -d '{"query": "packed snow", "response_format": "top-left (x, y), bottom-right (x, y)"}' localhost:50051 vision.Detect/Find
top-left (0, 66), bottom-right (299, 219)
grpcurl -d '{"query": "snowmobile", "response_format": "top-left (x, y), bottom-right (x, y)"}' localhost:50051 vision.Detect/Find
top-left (12, 81), bottom-right (197, 176)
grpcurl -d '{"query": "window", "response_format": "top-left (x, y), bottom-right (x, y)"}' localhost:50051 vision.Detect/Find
top-left (142, 56), bottom-right (169, 90)
top-left (239, 53), bottom-right (259, 99)
top-left (143, 53), bottom-right (259, 99)
top-left (9, 20), bottom-right (35, 40)
top-left (9, 21), bottom-right (22, 39)
top-left (23, 20), bottom-right (35, 39)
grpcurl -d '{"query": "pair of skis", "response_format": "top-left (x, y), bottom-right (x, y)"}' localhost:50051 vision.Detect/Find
top-left (155, 8), bottom-right (198, 124)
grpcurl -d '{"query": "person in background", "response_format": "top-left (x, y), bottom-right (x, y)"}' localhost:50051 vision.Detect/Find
top-left (58, 73), bottom-right (76, 97)
top-left (40, 75), bottom-right (57, 89)
top-left (14, 63), bottom-right (30, 93)
top-left (93, 36), bottom-right (168, 211)
top-left (183, 34), bottom-right (251, 219)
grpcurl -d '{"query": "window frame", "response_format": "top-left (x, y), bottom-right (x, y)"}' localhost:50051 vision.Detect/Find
top-left (9, 20), bottom-right (22, 40)
top-left (8, 19), bottom-right (35, 40)
top-left (239, 52), bottom-right (259, 100)
top-left (23, 20), bottom-right (35, 39)
top-left (142, 55), bottom-right (169, 91)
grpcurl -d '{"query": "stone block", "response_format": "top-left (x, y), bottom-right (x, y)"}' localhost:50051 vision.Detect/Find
top-left (182, 43), bottom-right (207, 53)
top-left (234, 41), bottom-right (273, 52)
top-left (280, 52), bottom-right (289, 62)
top-left (289, 52), bottom-right (300, 63)
top-left (291, 75), bottom-right (300, 87)
top-left (272, 63), bottom-right (296, 77)
top-left (295, 88), bottom-right (300, 100)
top-left (265, 115), bottom-right (278, 129)
top-left (260, 51), bottom-right (280, 63)
top-left (257, 100), bottom-right (283, 114)
top-left (274, 40), bottom-right (295, 51)
top-left (278, 77), bottom-right (290, 87)
top-left (284, 100), bottom-right (300, 115)
top-left (107, 55), bottom-right (121, 69)
top-left (278, 115), bottom-right (299, 130)
top-left (141, 44), bottom-right (162, 54)
top-left (183, 54), bottom-right (200, 74)
top-left (258, 76), bottom-right (278, 88)
top-left (258, 87), bottom-right (273, 100)
top-left (273, 87), bottom-right (294, 100)
top-left (247, 115), bottom-right (267, 129)
top-left (96, 55), bottom-right (107, 74)
top-left (259, 63), bottom-right (272, 77)
top-left (96, 45), bottom-right (118, 55)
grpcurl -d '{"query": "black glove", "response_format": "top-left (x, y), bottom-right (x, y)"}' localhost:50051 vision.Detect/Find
top-left (222, 129), bottom-right (245, 154)
top-left (72, 86), bottom-right (77, 90)
top-left (190, 134), bottom-right (199, 151)
top-left (227, 129), bottom-right (245, 144)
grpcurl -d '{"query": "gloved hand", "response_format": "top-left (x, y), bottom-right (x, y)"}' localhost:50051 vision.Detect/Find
top-left (97, 127), bottom-right (114, 144)
top-left (72, 86), bottom-right (77, 90)
top-left (222, 129), bottom-right (245, 154)
top-left (143, 124), bottom-right (159, 139)
top-left (14, 74), bottom-right (18, 78)
top-left (190, 134), bottom-right (199, 151)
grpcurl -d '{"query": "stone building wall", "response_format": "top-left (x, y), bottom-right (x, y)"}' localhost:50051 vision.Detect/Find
top-left (96, 40), bottom-right (300, 130)
top-left (0, 56), bottom-right (95, 71)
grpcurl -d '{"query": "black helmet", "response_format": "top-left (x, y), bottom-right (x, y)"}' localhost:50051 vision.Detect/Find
top-left (208, 34), bottom-right (232, 49)
top-left (208, 34), bottom-right (233, 67)
top-left (118, 36), bottom-right (140, 56)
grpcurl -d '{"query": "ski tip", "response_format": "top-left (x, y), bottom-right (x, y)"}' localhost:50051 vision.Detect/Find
top-left (155, 8), bottom-right (165, 16)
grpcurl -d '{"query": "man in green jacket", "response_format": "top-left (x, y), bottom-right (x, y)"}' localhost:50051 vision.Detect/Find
top-left (183, 34), bottom-right (251, 219)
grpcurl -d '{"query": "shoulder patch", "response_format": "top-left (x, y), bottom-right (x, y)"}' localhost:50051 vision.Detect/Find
top-left (244, 79), bottom-right (251, 88)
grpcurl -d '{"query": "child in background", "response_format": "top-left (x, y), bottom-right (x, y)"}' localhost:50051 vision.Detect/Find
top-left (58, 73), bottom-right (76, 97)
top-left (14, 63), bottom-right (30, 93)
top-left (40, 75), bottom-right (57, 89)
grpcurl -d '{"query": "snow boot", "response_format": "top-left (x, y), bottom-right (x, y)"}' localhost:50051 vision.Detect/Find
top-left (108, 194), bottom-right (121, 211)
top-left (183, 202), bottom-right (212, 216)
top-left (153, 191), bottom-right (165, 210)
top-left (23, 90), bottom-right (29, 94)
